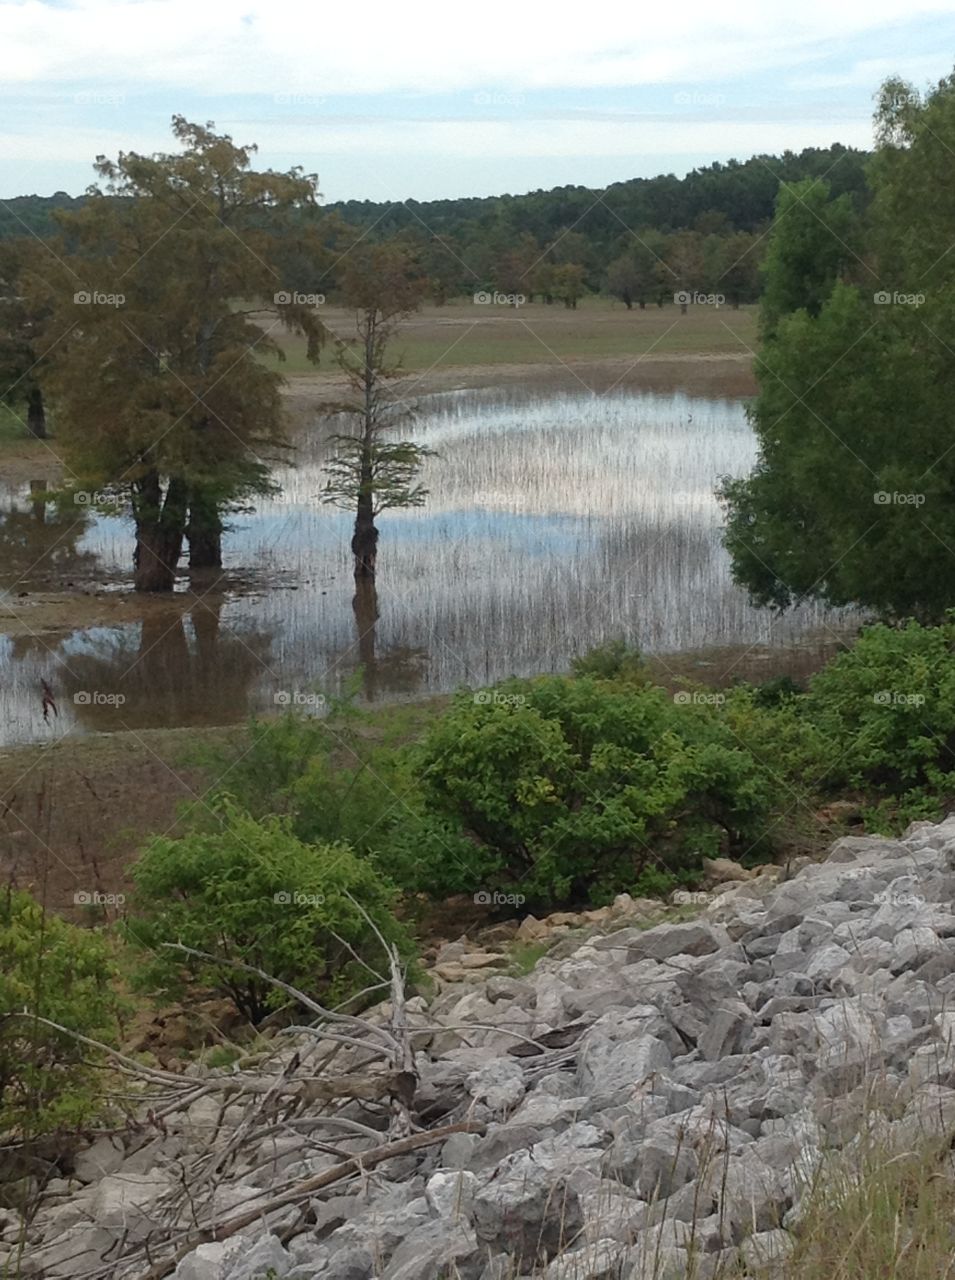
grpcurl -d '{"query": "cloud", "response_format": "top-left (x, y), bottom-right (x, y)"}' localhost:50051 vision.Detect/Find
top-left (1, 0), bottom-right (954, 97)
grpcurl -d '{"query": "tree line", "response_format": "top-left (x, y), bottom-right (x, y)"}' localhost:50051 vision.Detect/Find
top-left (2, 144), bottom-right (871, 312)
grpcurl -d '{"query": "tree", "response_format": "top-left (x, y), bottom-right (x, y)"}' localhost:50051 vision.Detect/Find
top-left (666, 231), bottom-right (706, 311)
top-left (717, 230), bottom-right (763, 308)
top-left (552, 263), bottom-right (586, 309)
top-left (720, 69), bottom-right (955, 622)
top-left (605, 233), bottom-right (669, 310)
top-left (33, 117), bottom-right (324, 591)
top-left (0, 241), bottom-right (50, 438)
top-left (323, 243), bottom-right (433, 579)
top-left (758, 178), bottom-right (856, 337)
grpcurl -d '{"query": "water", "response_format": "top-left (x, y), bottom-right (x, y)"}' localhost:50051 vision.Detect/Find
top-left (0, 387), bottom-right (850, 745)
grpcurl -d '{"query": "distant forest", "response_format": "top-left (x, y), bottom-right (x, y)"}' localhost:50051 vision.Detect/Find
top-left (0, 144), bottom-right (871, 307)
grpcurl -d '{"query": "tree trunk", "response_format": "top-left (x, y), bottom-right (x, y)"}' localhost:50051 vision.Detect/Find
top-left (187, 490), bottom-right (223, 570)
top-left (352, 576), bottom-right (379, 702)
top-left (26, 387), bottom-right (46, 440)
top-left (133, 472), bottom-right (188, 592)
top-left (352, 489), bottom-right (378, 579)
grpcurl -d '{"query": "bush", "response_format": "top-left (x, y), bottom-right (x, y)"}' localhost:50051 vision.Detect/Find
top-left (190, 707), bottom-right (423, 864)
top-left (127, 800), bottom-right (415, 1023)
top-left (804, 618), bottom-right (955, 817)
top-left (390, 676), bottom-right (776, 907)
top-left (570, 639), bottom-right (646, 682)
top-left (0, 890), bottom-right (122, 1137)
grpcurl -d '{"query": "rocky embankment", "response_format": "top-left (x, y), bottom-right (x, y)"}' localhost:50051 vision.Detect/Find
top-left (10, 819), bottom-right (955, 1279)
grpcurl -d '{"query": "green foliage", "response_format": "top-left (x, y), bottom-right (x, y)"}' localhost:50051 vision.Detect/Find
top-left (570, 639), bottom-right (646, 682)
top-left (0, 891), bottom-right (122, 1137)
top-left (397, 676), bottom-right (776, 908)
top-left (724, 74), bottom-right (955, 624)
top-left (759, 178), bottom-right (857, 337)
top-left (127, 800), bottom-right (414, 1023)
top-left (805, 619), bottom-right (955, 807)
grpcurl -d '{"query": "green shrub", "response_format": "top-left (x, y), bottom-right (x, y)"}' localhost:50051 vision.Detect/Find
top-left (0, 890), bottom-right (122, 1137)
top-left (390, 676), bottom-right (776, 908)
top-left (127, 800), bottom-right (414, 1023)
top-left (191, 707), bottom-right (423, 864)
top-left (570, 638), bottom-right (646, 682)
top-left (804, 618), bottom-right (955, 817)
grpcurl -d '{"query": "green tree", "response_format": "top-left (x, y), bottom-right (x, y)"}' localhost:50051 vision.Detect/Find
top-left (551, 263), bottom-right (586, 309)
top-left (759, 178), bottom-right (856, 337)
top-left (322, 243), bottom-right (433, 579)
top-left (0, 241), bottom-right (50, 438)
top-left (33, 116), bottom-right (324, 591)
top-left (721, 71), bottom-right (955, 622)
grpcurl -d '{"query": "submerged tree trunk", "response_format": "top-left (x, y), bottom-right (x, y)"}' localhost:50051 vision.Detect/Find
top-left (352, 486), bottom-right (378, 579)
top-left (187, 489), bottom-right (224, 570)
top-left (352, 576), bottom-right (379, 702)
top-left (133, 472), bottom-right (188, 592)
top-left (26, 387), bottom-right (46, 440)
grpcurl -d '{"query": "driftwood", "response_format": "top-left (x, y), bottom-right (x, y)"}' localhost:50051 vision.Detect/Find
top-left (132, 1119), bottom-right (486, 1280)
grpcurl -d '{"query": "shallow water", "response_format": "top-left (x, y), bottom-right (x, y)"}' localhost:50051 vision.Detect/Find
top-left (0, 387), bottom-right (851, 745)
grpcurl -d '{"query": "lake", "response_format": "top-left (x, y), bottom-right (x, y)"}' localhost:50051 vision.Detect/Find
top-left (0, 386), bottom-right (852, 745)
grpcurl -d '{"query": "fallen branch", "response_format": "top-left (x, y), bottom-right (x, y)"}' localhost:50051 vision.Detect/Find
top-left (131, 1119), bottom-right (486, 1280)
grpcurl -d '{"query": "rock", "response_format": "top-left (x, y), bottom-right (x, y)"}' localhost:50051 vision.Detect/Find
top-left (517, 915), bottom-right (549, 941)
top-left (596, 921), bottom-right (731, 962)
top-left (703, 857), bottom-right (755, 885)
top-left (425, 1170), bottom-right (478, 1218)
top-left (467, 1058), bottom-right (526, 1112)
top-left (225, 1234), bottom-right (292, 1279)
top-left (90, 1170), bottom-right (169, 1241)
top-left (71, 1134), bottom-right (125, 1184)
top-left (382, 1221), bottom-right (481, 1279)
top-left (739, 1227), bottom-right (794, 1270)
top-left (576, 1031), bottom-right (672, 1098)
top-left (473, 1152), bottom-right (583, 1263)
top-left (698, 1002), bottom-right (752, 1061)
top-left (543, 1238), bottom-right (628, 1279)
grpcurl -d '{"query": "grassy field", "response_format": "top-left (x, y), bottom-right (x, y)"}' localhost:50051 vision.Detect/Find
top-left (265, 297), bottom-right (759, 375)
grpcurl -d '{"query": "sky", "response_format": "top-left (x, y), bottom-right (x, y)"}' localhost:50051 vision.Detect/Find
top-left (2, 0), bottom-right (955, 203)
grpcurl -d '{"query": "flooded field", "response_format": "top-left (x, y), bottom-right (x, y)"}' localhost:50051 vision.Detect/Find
top-left (0, 386), bottom-right (853, 745)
